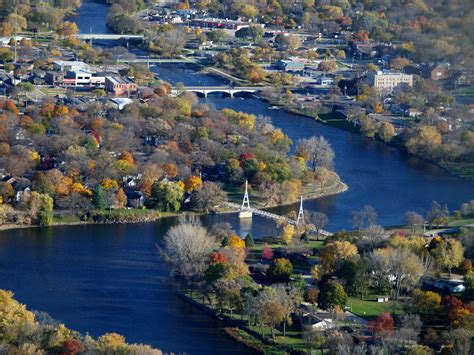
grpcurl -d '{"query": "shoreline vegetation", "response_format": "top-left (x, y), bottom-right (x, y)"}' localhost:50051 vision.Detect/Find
top-left (0, 289), bottom-right (163, 354)
top-left (0, 179), bottom-right (348, 232)
top-left (265, 97), bottom-right (474, 180)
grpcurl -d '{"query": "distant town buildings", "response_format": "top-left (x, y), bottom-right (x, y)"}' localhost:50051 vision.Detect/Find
top-left (368, 70), bottom-right (413, 93)
top-left (276, 59), bottom-right (305, 72)
top-left (189, 18), bottom-right (264, 31)
top-left (53, 60), bottom-right (90, 72)
top-left (105, 76), bottom-right (138, 96)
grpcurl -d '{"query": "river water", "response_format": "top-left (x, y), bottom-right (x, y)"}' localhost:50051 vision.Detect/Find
top-left (0, 1), bottom-right (472, 353)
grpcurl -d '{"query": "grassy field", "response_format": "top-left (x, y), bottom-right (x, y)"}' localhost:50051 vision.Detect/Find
top-left (318, 113), bottom-right (359, 132)
top-left (443, 162), bottom-right (474, 179)
top-left (449, 86), bottom-right (474, 96)
top-left (449, 218), bottom-right (474, 227)
top-left (53, 215), bottom-right (82, 224)
top-left (348, 296), bottom-right (403, 319)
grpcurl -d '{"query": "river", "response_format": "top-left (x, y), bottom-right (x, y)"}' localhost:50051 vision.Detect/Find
top-left (0, 0), bottom-right (472, 353)
top-left (153, 63), bottom-right (474, 230)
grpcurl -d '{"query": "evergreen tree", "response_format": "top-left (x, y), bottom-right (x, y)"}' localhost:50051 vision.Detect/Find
top-left (92, 185), bottom-right (107, 210)
top-left (301, 232), bottom-right (309, 243)
top-left (221, 236), bottom-right (229, 247)
top-left (245, 233), bottom-right (255, 247)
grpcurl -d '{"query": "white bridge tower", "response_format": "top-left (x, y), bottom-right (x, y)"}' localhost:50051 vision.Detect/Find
top-left (239, 180), bottom-right (253, 219)
top-left (296, 196), bottom-right (304, 225)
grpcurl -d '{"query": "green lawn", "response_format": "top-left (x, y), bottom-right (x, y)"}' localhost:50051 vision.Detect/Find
top-left (449, 218), bottom-right (474, 227)
top-left (249, 240), bottom-right (324, 252)
top-left (53, 215), bottom-right (82, 224)
top-left (443, 162), bottom-right (474, 179)
top-left (348, 296), bottom-right (402, 319)
top-left (318, 113), bottom-right (359, 132)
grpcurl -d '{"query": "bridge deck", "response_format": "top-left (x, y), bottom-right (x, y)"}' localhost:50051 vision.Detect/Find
top-left (223, 202), bottom-right (332, 237)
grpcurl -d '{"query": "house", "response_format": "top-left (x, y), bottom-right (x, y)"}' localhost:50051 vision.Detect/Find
top-left (125, 190), bottom-right (145, 208)
top-left (429, 63), bottom-right (450, 80)
top-left (53, 60), bottom-right (90, 72)
top-left (276, 59), bottom-right (304, 72)
top-left (406, 108), bottom-right (421, 117)
top-left (109, 97), bottom-right (133, 110)
top-left (105, 76), bottom-right (138, 96)
top-left (301, 313), bottom-right (334, 330)
top-left (316, 76), bottom-right (334, 86)
top-left (15, 186), bottom-right (31, 202)
top-left (451, 71), bottom-right (473, 87)
top-left (421, 276), bottom-right (465, 293)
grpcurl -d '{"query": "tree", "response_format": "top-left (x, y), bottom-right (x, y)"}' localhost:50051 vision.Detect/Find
top-left (149, 181), bottom-right (184, 212)
top-left (56, 21), bottom-right (78, 37)
top-left (258, 296), bottom-right (285, 341)
top-left (274, 284), bottom-right (302, 336)
top-left (267, 258), bottom-right (293, 282)
top-left (320, 241), bottom-right (358, 274)
top-left (412, 289), bottom-right (442, 315)
top-left (205, 29), bottom-right (227, 43)
top-left (116, 188), bottom-right (127, 208)
top-left (281, 224), bottom-right (295, 244)
top-left (190, 181), bottom-right (227, 213)
top-left (367, 312), bottom-right (394, 337)
top-left (377, 122), bottom-right (396, 142)
top-left (426, 201), bottom-right (449, 227)
top-left (304, 327), bottom-right (326, 354)
top-left (239, 4), bottom-right (259, 18)
top-left (359, 224), bottom-right (386, 252)
top-left (245, 234), bottom-right (254, 247)
top-left (405, 211), bottom-right (424, 233)
top-left (92, 185), bottom-right (107, 210)
top-left (314, 166), bottom-right (332, 190)
top-left (304, 288), bottom-right (319, 304)
top-left (297, 136), bottom-right (335, 171)
top-left (261, 245), bottom-right (273, 260)
top-left (161, 217), bottom-right (215, 284)
top-left (37, 194), bottom-right (53, 226)
top-left (369, 248), bottom-right (424, 299)
top-left (275, 34), bottom-right (301, 51)
top-left (337, 257), bottom-right (369, 300)
top-left (184, 175), bottom-right (202, 192)
top-left (227, 235), bottom-right (245, 249)
top-left (317, 280), bottom-right (348, 310)
top-left (390, 57), bottom-right (411, 70)
top-left (318, 60), bottom-right (338, 72)
top-left (307, 211), bottom-right (328, 239)
top-left (431, 239), bottom-right (464, 275)
top-left (235, 26), bottom-right (263, 42)
top-left (351, 205), bottom-right (377, 230)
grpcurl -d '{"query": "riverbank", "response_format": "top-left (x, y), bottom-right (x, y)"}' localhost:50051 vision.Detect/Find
top-left (261, 96), bottom-right (474, 180)
top-left (224, 180), bottom-right (348, 211)
top-left (177, 290), bottom-right (303, 354)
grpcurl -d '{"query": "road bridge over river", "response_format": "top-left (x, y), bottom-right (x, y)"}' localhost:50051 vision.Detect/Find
top-left (76, 34), bottom-right (144, 40)
top-left (171, 85), bottom-right (270, 97)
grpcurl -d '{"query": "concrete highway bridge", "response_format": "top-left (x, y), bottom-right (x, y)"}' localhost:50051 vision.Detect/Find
top-left (171, 85), bottom-right (270, 97)
top-left (76, 34), bottom-right (144, 40)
